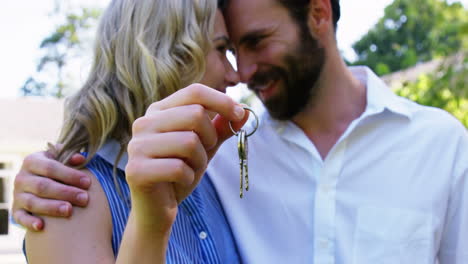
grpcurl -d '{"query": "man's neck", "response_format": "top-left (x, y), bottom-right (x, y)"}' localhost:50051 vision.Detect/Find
top-left (292, 51), bottom-right (367, 160)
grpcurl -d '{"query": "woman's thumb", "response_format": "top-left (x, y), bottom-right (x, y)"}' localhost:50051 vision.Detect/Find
top-left (207, 109), bottom-right (250, 160)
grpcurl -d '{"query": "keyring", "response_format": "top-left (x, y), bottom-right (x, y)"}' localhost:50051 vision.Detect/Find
top-left (229, 106), bottom-right (259, 137)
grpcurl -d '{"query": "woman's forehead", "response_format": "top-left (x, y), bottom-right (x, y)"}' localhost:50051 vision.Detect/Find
top-left (214, 10), bottom-right (229, 37)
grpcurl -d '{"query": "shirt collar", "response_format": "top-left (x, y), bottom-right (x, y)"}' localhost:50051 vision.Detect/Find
top-left (263, 66), bottom-right (412, 135)
top-left (352, 66), bottom-right (411, 119)
top-left (96, 139), bottom-right (128, 171)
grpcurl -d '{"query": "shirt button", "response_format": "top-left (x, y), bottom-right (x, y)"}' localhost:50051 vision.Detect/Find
top-left (320, 184), bottom-right (332, 193)
top-left (199, 231), bottom-right (208, 240)
top-left (319, 239), bottom-right (329, 249)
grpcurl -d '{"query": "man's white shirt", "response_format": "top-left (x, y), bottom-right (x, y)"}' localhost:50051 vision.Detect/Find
top-left (207, 67), bottom-right (468, 264)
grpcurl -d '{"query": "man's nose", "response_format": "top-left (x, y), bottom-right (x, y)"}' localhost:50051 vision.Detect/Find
top-left (236, 51), bottom-right (258, 84)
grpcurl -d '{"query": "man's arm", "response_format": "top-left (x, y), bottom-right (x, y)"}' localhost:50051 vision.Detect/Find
top-left (13, 150), bottom-right (91, 231)
top-left (438, 129), bottom-right (468, 263)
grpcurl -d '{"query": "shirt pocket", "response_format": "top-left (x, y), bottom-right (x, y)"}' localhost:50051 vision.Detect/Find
top-left (353, 206), bottom-right (433, 264)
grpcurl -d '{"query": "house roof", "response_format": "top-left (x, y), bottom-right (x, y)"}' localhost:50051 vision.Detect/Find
top-left (381, 52), bottom-right (465, 87)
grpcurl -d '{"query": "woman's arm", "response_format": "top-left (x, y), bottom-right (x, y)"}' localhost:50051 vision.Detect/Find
top-left (24, 169), bottom-right (113, 264)
top-left (23, 84), bottom-right (248, 263)
top-left (24, 167), bottom-right (170, 264)
top-left (116, 209), bottom-right (171, 263)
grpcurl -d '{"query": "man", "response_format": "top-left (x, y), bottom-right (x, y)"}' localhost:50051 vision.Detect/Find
top-left (13, 0), bottom-right (468, 263)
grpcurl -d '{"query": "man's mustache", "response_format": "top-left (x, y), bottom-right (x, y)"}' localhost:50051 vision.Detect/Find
top-left (248, 67), bottom-right (286, 92)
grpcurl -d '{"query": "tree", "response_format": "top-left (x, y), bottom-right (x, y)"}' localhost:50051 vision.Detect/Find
top-left (393, 52), bottom-right (468, 127)
top-left (352, 0), bottom-right (468, 75)
top-left (21, 3), bottom-right (101, 98)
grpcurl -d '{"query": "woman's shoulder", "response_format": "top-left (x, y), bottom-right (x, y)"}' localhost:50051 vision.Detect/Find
top-left (24, 165), bottom-right (114, 263)
top-left (86, 153), bottom-right (130, 207)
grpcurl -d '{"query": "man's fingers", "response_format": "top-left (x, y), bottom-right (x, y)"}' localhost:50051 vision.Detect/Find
top-left (148, 84), bottom-right (245, 121)
top-left (67, 153), bottom-right (87, 167)
top-left (14, 192), bottom-right (73, 218)
top-left (13, 209), bottom-right (44, 232)
top-left (16, 176), bottom-right (89, 207)
top-left (22, 153), bottom-right (90, 190)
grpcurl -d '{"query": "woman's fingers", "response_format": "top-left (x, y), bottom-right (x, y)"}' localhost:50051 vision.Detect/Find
top-left (133, 104), bottom-right (218, 150)
top-left (207, 108), bottom-right (251, 160)
top-left (128, 131), bottom-right (208, 174)
top-left (126, 83), bottom-right (252, 198)
top-left (147, 83), bottom-right (245, 121)
top-left (126, 158), bottom-right (195, 190)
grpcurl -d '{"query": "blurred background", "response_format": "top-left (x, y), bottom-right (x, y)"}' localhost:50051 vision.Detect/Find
top-left (0, 0), bottom-right (467, 263)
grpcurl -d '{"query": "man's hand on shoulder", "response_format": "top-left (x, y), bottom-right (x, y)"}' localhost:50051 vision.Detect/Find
top-left (12, 150), bottom-right (91, 231)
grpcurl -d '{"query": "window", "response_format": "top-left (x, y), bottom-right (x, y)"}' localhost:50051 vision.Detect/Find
top-left (0, 159), bottom-right (14, 236)
top-left (0, 162), bottom-right (13, 170)
top-left (0, 177), bottom-right (7, 235)
top-left (0, 209), bottom-right (7, 235)
top-left (0, 178), bottom-right (4, 203)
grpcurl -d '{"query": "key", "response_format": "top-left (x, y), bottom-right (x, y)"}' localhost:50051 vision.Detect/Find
top-left (229, 106), bottom-right (258, 199)
top-left (238, 129), bottom-right (247, 198)
top-left (243, 131), bottom-right (249, 191)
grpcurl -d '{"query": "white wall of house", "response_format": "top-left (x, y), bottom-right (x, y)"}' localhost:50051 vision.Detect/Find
top-left (0, 97), bottom-right (63, 264)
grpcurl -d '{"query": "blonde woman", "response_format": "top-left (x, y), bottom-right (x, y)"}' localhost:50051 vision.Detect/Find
top-left (23, 0), bottom-right (247, 263)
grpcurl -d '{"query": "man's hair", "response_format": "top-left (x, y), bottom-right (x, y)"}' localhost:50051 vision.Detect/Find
top-left (218, 0), bottom-right (228, 9)
top-left (219, 0), bottom-right (341, 32)
top-left (278, 0), bottom-right (341, 33)
top-left (331, 0), bottom-right (341, 29)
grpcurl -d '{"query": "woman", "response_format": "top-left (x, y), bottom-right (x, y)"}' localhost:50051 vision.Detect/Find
top-left (24, 0), bottom-right (247, 263)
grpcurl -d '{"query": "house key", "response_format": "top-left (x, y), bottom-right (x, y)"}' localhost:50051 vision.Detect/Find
top-left (229, 106), bottom-right (258, 198)
top-left (238, 129), bottom-right (248, 198)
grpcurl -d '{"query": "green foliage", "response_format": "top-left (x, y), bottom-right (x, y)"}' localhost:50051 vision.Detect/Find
top-left (393, 52), bottom-right (468, 127)
top-left (21, 6), bottom-right (101, 98)
top-left (352, 0), bottom-right (468, 75)
top-left (20, 77), bottom-right (47, 96)
top-left (39, 8), bottom-right (101, 50)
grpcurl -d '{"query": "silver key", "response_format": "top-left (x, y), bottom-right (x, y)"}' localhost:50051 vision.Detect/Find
top-left (229, 106), bottom-right (259, 199)
top-left (238, 129), bottom-right (248, 198)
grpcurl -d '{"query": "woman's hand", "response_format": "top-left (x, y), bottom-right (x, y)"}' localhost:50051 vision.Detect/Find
top-left (125, 83), bottom-right (248, 231)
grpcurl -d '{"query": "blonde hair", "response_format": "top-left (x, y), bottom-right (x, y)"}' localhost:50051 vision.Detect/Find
top-left (56, 0), bottom-right (217, 166)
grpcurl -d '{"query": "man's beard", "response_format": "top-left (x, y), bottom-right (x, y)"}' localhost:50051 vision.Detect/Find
top-left (248, 31), bottom-right (325, 120)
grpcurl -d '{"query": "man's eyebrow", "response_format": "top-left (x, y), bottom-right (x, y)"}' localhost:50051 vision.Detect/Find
top-left (238, 29), bottom-right (270, 46)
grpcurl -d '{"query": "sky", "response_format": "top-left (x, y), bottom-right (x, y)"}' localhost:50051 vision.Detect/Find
top-left (0, 0), bottom-right (466, 99)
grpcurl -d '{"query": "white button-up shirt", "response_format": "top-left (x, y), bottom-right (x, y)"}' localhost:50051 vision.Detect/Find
top-left (207, 67), bottom-right (468, 264)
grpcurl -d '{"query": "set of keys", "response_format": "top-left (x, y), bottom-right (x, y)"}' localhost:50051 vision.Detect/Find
top-left (229, 106), bottom-right (259, 198)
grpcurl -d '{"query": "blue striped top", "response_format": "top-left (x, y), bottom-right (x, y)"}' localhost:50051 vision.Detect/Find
top-left (85, 144), bottom-right (240, 263)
